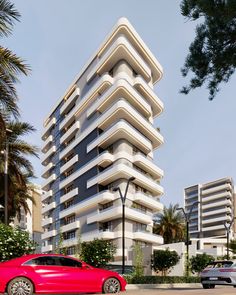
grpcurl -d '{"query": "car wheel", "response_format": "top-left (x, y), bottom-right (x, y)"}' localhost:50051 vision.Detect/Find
top-left (7, 277), bottom-right (33, 295)
top-left (210, 284), bottom-right (215, 288)
top-left (202, 284), bottom-right (210, 289)
top-left (103, 277), bottom-right (121, 294)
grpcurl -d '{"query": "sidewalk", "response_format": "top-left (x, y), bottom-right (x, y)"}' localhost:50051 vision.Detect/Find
top-left (126, 283), bottom-right (202, 289)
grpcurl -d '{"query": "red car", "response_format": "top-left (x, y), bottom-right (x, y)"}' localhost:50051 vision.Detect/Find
top-left (0, 254), bottom-right (127, 295)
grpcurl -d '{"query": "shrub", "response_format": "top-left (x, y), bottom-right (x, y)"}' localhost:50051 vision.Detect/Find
top-left (151, 248), bottom-right (180, 276)
top-left (190, 253), bottom-right (215, 275)
top-left (80, 239), bottom-right (116, 267)
top-left (0, 223), bottom-right (36, 261)
top-left (124, 275), bottom-right (201, 284)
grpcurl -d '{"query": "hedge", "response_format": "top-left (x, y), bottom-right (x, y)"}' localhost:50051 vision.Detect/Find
top-left (124, 276), bottom-right (201, 284)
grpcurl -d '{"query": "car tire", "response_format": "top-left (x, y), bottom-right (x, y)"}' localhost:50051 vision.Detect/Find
top-left (202, 284), bottom-right (210, 289)
top-left (103, 277), bottom-right (121, 294)
top-left (7, 277), bottom-right (34, 295)
top-left (210, 285), bottom-right (215, 288)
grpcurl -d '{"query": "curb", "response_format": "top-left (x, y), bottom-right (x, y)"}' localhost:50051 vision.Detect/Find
top-left (126, 283), bottom-right (202, 289)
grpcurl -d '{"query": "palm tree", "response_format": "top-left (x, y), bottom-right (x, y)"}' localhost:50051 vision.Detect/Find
top-left (0, 0), bottom-right (30, 137)
top-left (153, 203), bottom-right (185, 244)
top-left (0, 121), bottom-right (39, 223)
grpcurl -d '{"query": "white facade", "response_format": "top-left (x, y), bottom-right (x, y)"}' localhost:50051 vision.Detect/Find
top-left (184, 177), bottom-right (235, 239)
top-left (41, 18), bottom-right (164, 267)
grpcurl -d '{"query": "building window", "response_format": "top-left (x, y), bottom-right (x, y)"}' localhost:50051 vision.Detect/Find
top-left (64, 230), bottom-right (76, 240)
top-left (133, 222), bottom-right (147, 232)
top-left (65, 168), bottom-right (74, 178)
top-left (99, 201), bottom-right (113, 211)
top-left (65, 215), bottom-right (75, 225)
top-left (65, 184), bottom-right (74, 194)
top-left (64, 199), bottom-right (74, 209)
top-left (66, 246), bottom-right (76, 255)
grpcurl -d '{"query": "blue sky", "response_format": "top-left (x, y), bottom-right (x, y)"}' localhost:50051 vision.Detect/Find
top-left (6, 0), bottom-right (236, 206)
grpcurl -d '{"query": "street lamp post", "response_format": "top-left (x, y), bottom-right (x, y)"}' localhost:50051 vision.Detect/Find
top-left (4, 129), bottom-right (12, 225)
top-left (113, 176), bottom-right (135, 275)
top-left (177, 201), bottom-right (199, 276)
top-left (224, 218), bottom-right (235, 260)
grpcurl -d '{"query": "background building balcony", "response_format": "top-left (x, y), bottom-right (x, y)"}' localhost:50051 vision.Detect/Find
top-left (42, 201), bottom-right (56, 214)
top-left (60, 220), bottom-right (80, 233)
top-left (42, 229), bottom-right (57, 240)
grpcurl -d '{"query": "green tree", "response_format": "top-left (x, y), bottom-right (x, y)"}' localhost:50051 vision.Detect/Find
top-left (132, 242), bottom-right (144, 276)
top-left (228, 239), bottom-right (236, 255)
top-left (0, 0), bottom-right (30, 134)
top-left (153, 203), bottom-right (185, 244)
top-left (151, 248), bottom-right (180, 276)
top-left (180, 0), bottom-right (236, 100)
top-left (0, 121), bottom-right (39, 223)
top-left (0, 223), bottom-right (36, 261)
top-left (190, 253), bottom-right (215, 276)
top-left (80, 239), bottom-right (116, 267)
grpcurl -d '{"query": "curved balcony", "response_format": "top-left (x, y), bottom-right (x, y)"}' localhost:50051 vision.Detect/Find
top-left (42, 162), bottom-right (55, 179)
top-left (42, 117), bottom-right (56, 140)
top-left (59, 152), bottom-right (113, 189)
top-left (133, 231), bottom-right (163, 245)
top-left (87, 79), bottom-right (152, 119)
top-left (60, 155), bottom-right (79, 174)
top-left (87, 205), bottom-right (153, 225)
top-left (87, 120), bottom-right (152, 154)
top-left (97, 17), bottom-right (163, 84)
top-left (134, 75), bottom-right (163, 117)
top-left (87, 35), bottom-right (152, 83)
top-left (59, 74), bottom-right (113, 131)
top-left (60, 86), bottom-right (80, 115)
top-left (41, 145), bottom-right (56, 166)
top-left (42, 135), bottom-right (53, 153)
top-left (59, 191), bottom-right (115, 219)
top-left (42, 173), bottom-right (56, 191)
top-left (133, 152), bottom-right (163, 180)
top-left (132, 192), bottom-right (163, 212)
top-left (60, 121), bottom-right (80, 144)
top-left (87, 163), bottom-right (164, 196)
top-left (92, 100), bottom-right (163, 150)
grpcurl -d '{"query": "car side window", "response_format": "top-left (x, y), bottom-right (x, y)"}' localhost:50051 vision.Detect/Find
top-left (59, 257), bottom-right (82, 268)
top-left (24, 256), bottom-right (59, 266)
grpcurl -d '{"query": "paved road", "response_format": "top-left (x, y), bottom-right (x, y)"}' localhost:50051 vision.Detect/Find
top-left (124, 286), bottom-right (236, 295)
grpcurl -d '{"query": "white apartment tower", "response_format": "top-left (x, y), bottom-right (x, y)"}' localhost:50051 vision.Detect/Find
top-left (184, 177), bottom-right (235, 239)
top-left (41, 18), bottom-right (164, 267)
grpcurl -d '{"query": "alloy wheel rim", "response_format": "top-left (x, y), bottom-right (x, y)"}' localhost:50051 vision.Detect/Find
top-left (10, 280), bottom-right (32, 295)
top-left (105, 278), bottom-right (120, 293)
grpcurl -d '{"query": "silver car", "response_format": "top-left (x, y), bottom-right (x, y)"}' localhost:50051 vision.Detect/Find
top-left (200, 260), bottom-right (236, 289)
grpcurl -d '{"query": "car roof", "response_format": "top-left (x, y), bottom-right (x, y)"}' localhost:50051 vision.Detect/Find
top-left (0, 254), bottom-right (81, 266)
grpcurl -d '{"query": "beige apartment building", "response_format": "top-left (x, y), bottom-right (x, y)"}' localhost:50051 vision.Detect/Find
top-left (13, 185), bottom-right (43, 252)
top-left (41, 17), bottom-right (164, 269)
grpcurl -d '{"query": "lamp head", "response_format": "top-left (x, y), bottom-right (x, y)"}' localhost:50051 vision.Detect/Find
top-left (128, 176), bottom-right (135, 182)
top-left (113, 187), bottom-right (119, 192)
